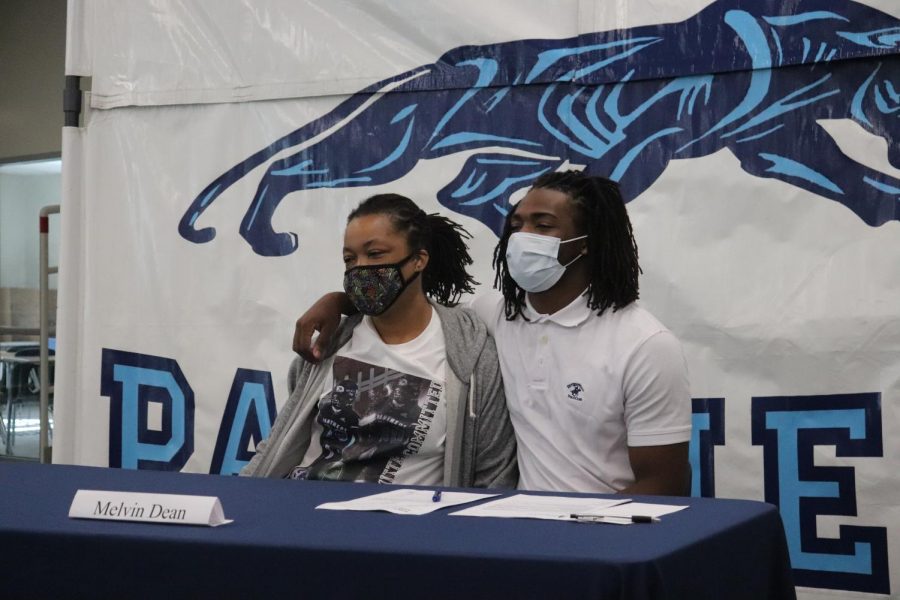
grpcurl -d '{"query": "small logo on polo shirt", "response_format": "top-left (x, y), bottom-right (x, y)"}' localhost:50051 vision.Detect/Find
top-left (566, 382), bottom-right (584, 401)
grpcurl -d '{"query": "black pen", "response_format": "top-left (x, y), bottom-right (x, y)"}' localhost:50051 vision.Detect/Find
top-left (568, 513), bottom-right (660, 523)
top-left (630, 515), bottom-right (659, 523)
top-left (432, 490), bottom-right (442, 503)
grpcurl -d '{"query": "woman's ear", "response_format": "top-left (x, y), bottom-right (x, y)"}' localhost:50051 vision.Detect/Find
top-left (415, 249), bottom-right (430, 271)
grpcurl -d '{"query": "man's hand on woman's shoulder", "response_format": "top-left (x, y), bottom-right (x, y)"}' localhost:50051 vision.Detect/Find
top-left (293, 291), bottom-right (356, 362)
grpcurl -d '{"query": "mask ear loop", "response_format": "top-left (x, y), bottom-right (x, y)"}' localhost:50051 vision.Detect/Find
top-left (397, 251), bottom-right (423, 290)
top-left (558, 234), bottom-right (587, 268)
top-left (400, 268), bottom-right (421, 289)
top-left (559, 234), bottom-right (588, 245)
top-left (561, 254), bottom-right (583, 268)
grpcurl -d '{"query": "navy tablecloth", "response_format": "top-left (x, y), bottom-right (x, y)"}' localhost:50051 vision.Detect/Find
top-left (0, 463), bottom-right (795, 599)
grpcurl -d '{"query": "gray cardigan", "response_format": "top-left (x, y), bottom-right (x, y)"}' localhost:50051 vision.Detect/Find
top-left (241, 304), bottom-right (518, 488)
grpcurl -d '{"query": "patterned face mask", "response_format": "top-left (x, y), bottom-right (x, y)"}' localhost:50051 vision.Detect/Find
top-left (343, 253), bottom-right (420, 316)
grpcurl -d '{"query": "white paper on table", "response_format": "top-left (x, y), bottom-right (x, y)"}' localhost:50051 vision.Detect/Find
top-left (448, 494), bottom-right (630, 521)
top-left (316, 489), bottom-right (498, 515)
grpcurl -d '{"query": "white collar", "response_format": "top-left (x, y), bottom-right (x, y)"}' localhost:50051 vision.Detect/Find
top-left (523, 289), bottom-right (593, 328)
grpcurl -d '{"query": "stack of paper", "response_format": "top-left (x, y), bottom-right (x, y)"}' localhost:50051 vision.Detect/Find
top-left (317, 489), bottom-right (497, 515)
top-left (317, 490), bottom-right (688, 524)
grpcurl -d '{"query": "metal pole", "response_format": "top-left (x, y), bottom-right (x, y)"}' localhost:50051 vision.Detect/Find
top-left (64, 76), bottom-right (82, 128)
top-left (39, 205), bottom-right (60, 464)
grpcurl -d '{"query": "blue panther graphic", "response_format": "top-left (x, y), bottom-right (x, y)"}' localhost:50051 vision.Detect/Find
top-left (180, 0), bottom-right (900, 256)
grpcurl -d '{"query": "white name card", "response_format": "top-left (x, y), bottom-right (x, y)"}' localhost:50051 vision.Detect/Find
top-left (69, 490), bottom-right (233, 527)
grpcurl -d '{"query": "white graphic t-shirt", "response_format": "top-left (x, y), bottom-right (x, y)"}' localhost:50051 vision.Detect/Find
top-left (290, 308), bottom-right (448, 485)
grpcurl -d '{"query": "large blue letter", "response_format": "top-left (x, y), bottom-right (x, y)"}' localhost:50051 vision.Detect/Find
top-left (752, 393), bottom-right (888, 594)
top-left (690, 397), bottom-right (725, 497)
top-left (210, 369), bottom-right (277, 475)
top-left (100, 349), bottom-right (194, 471)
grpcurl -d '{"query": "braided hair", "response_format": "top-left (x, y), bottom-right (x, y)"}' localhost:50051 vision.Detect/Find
top-left (493, 171), bottom-right (641, 320)
top-left (348, 193), bottom-right (477, 306)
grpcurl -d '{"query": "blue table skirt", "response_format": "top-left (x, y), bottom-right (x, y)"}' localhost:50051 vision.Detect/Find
top-left (0, 463), bottom-right (795, 599)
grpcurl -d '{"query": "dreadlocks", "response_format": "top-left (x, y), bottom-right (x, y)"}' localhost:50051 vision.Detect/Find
top-left (349, 193), bottom-right (477, 306)
top-left (492, 171), bottom-right (641, 320)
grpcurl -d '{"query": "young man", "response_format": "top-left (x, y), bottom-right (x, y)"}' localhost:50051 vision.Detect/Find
top-left (295, 171), bottom-right (691, 494)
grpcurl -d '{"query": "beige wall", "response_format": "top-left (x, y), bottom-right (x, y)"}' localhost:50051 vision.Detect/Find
top-left (0, 0), bottom-right (66, 340)
top-left (0, 287), bottom-right (56, 342)
top-left (0, 0), bottom-right (67, 162)
top-left (0, 171), bottom-right (61, 288)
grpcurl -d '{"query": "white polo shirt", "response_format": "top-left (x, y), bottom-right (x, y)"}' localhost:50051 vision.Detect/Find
top-left (471, 290), bottom-right (691, 493)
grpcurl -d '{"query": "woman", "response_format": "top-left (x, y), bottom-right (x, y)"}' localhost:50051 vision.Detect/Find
top-left (242, 194), bottom-right (517, 488)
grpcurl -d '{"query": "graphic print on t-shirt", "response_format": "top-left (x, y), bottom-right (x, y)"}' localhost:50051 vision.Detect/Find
top-left (290, 356), bottom-right (443, 483)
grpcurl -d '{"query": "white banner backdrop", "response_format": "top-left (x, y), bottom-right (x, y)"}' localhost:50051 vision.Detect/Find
top-left (59, 1), bottom-right (900, 597)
